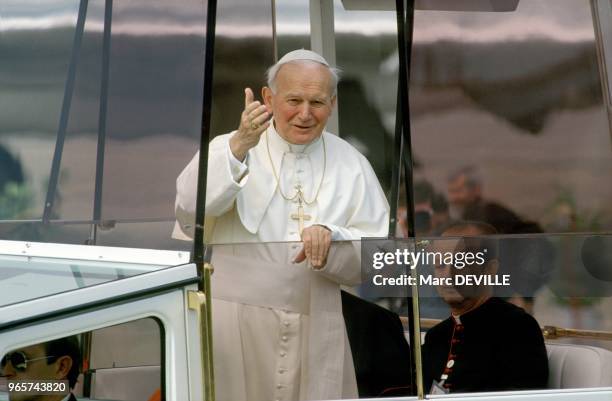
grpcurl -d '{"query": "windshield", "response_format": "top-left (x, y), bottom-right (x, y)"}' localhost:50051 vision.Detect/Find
top-left (0, 240), bottom-right (188, 308)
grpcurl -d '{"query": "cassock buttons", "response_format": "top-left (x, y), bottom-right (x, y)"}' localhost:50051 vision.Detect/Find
top-left (280, 351), bottom-right (287, 357)
top-left (282, 335), bottom-right (288, 342)
top-left (278, 368), bottom-right (286, 374)
top-left (283, 321), bottom-right (290, 327)
top-left (277, 384), bottom-right (283, 389)
top-left (446, 360), bottom-right (455, 368)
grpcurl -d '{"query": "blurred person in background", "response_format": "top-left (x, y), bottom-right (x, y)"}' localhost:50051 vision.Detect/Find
top-left (446, 165), bottom-right (537, 234)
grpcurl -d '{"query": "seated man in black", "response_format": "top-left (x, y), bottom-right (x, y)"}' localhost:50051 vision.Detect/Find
top-left (1, 336), bottom-right (81, 401)
top-left (423, 221), bottom-right (548, 394)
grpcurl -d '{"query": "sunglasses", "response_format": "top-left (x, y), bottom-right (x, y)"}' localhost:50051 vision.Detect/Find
top-left (1, 351), bottom-right (56, 372)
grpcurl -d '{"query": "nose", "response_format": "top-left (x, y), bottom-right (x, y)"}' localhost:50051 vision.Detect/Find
top-left (297, 103), bottom-right (311, 120)
top-left (1, 361), bottom-right (15, 377)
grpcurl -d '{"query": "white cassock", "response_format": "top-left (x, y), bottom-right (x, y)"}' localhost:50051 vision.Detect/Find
top-left (174, 124), bottom-right (389, 401)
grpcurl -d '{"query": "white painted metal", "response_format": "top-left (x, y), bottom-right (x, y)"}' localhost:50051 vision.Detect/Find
top-left (310, 0), bottom-right (340, 135)
top-left (336, 388), bottom-right (612, 401)
top-left (425, 388), bottom-right (612, 400)
top-left (0, 239), bottom-right (189, 266)
top-left (0, 284), bottom-right (199, 401)
top-left (0, 263), bottom-right (198, 324)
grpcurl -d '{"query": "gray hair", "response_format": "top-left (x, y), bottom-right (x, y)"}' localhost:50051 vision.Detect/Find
top-left (266, 59), bottom-right (341, 96)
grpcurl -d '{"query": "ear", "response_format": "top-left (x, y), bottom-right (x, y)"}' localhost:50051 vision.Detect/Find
top-left (54, 356), bottom-right (73, 381)
top-left (262, 87), bottom-right (274, 112)
top-left (330, 95), bottom-right (337, 109)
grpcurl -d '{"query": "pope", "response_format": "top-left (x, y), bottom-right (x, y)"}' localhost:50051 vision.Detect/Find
top-left (174, 49), bottom-right (389, 401)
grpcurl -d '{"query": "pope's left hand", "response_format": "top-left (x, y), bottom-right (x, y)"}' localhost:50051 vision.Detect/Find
top-left (293, 225), bottom-right (332, 270)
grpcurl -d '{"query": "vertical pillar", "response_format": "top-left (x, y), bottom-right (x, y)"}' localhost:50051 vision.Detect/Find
top-left (310, 0), bottom-right (339, 135)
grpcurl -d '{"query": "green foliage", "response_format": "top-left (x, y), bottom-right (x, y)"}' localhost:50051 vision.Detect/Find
top-left (0, 182), bottom-right (34, 219)
top-left (545, 185), bottom-right (607, 232)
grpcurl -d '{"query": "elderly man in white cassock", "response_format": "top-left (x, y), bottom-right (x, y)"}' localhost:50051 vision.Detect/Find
top-left (174, 49), bottom-right (389, 401)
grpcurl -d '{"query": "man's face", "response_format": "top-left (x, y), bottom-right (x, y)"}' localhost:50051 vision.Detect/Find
top-left (263, 62), bottom-right (336, 145)
top-left (447, 174), bottom-right (479, 208)
top-left (2, 344), bottom-right (69, 401)
top-left (434, 226), bottom-right (496, 310)
top-left (433, 238), bottom-right (466, 307)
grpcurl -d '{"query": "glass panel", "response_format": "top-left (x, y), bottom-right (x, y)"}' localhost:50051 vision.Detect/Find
top-left (0, 242), bottom-right (186, 307)
top-left (409, 0), bottom-right (612, 235)
top-left (208, 241), bottom-right (413, 399)
top-left (0, 0), bottom-right (81, 220)
top-left (96, 221), bottom-right (192, 252)
top-left (0, 216), bottom-right (190, 251)
top-left (360, 232), bottom-right (612, 394)
top-left (0, 0), bottom-right (207, 251)
top-left (334, 0), bottom-right (397, 196)
top-left (0, 317), bottom-right (163, 401)
top-left (275, 0), bottom-right (310, 56)
top-left (0, 221), bottom-right (91, 245)
top-left (51, 0), bottom-right (104, 222)
top-left (90, 318), bottom-right (161, 368)
top-left (172, 0), bottom-right (275, 244)
top-left (97, 0), bottom-right (205, 222)
top-left (175, 0), bottom-right (396, 244)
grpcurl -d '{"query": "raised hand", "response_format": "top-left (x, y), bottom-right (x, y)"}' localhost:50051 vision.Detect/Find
top-left (229, 88), bottom-right (272, 161)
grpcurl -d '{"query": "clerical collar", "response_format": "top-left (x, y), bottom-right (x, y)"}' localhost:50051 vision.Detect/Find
top-left (451, 297), bottom-right (497, 326)
top-left (268, 122), bottom-right (323, 155)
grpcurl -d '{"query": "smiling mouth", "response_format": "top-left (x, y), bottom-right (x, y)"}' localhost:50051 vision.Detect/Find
top-left (294, 125), bottom-right (312, 130)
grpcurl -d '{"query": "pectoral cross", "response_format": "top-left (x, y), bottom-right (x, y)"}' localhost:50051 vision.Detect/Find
top-left (290, 185), bottom-right (311, 236)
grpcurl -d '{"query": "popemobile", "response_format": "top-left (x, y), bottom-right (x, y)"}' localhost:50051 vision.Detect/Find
top-left (1, 1), bottom-right (612, 401)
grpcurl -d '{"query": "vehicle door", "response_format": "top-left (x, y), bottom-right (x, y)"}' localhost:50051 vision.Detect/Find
top-left (0, 241), bottom-right (203, 401)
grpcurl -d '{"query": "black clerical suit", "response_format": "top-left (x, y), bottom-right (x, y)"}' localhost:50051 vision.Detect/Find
top-left (423, 297), bottom-right (548, 393)
top-left (341, 291), bottom-right (412, 397)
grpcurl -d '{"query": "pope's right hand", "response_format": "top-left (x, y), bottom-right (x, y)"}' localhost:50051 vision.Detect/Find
top-left (229, 88), bottom-right (272, 161)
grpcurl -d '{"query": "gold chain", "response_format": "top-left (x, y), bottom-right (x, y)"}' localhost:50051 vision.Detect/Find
top-left (265, 130), bottom-right (326, 205)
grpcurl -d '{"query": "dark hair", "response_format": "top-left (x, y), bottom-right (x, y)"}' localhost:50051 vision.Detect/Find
top-left (413, 180), bottom-right (434, 204)
top-left (44, 336), bottom-right (81, 389)
top-left (0, 145), bottom-right (24, 192)
top-left (442, 220), bottom-right (499, 260)
top-left (431, 193), bottom-right (448, 213)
